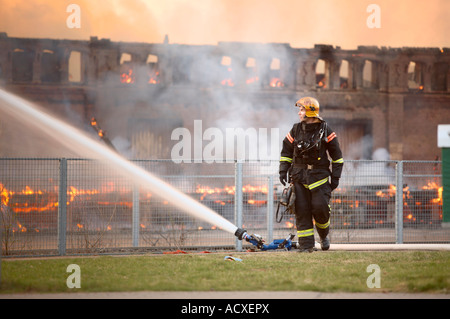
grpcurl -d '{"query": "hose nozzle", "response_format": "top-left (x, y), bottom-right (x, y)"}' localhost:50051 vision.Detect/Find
top-left (234, 227), bottom-right (248, 240)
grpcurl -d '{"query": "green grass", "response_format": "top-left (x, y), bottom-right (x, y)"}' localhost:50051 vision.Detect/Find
top-left (1, 251), bottom-right (449, 294)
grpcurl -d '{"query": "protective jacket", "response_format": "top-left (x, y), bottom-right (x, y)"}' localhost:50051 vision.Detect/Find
top-left (279, 120), bottom-right (343, 190)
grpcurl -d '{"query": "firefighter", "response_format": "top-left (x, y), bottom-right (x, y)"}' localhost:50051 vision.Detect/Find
top-left (279, 97), bottom-right (343, 252)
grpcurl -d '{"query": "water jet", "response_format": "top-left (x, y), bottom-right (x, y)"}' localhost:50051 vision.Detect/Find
top-left (0, 88), bottom-right (239, 236)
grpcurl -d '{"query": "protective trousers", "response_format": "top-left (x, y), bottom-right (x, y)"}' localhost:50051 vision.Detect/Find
top-left (294, 181), bottom-right (331, 249)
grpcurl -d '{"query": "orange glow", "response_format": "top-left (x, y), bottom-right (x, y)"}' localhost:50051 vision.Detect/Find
top-left (221, 67), bottom-right (234, 87)
top-left (246, 76), bottom-right (259, 84)
top-left (120, 68), bottom-right (135, 84)
top-left (270, 77), bottom-right (284, 87)
top-left (221, 78), bottom-right (234, 87)
top-left (285, 221), bottom-right (294, 228)
top-left (195, 184), bottom-right (267, 197)
top-left (148, 70), bottom-right (160, 84)
top-left (1, 183), bottom-right (11, 206)
top-left (422, 182), bottom-right (443, 204)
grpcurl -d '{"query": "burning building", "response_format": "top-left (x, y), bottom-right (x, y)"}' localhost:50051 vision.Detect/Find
top-left (0, 30), bottom-right (449, 257)
top-left (0, 32), bottom-right (449, 161)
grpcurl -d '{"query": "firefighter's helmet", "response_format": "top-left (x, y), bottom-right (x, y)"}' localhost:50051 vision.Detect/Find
top-left (295, 97), bottom-right (320, 118)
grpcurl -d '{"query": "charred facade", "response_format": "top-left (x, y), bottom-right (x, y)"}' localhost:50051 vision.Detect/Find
top-left (0, 32), bottom-right (449, 160)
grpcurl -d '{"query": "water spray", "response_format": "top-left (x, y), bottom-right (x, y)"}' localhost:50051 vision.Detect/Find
top-left (0, 88), bottom-right (298, 251)
top-left (0, 88), bottom-right (239, 236)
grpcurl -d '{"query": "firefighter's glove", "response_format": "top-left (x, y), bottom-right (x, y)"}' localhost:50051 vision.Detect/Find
top-left (279, 171), bottom-right (287, 186)
top-left (330, 178), bottom-right (339, 191)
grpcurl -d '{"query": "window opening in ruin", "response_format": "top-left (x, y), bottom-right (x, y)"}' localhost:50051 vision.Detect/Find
top-left (245, 57), bottom-right (256, 68)
top-left (119, 53), bottom-right (134, 84)
top-left (120, 53), bottom-right (132, 64)
top-left (269, 57), bottom-right (284, 88)
top-left (270, 58), bottom-right (280, 70)
top-left (41, 49), bottom-right (61, 83)
top-left (407, 61), bottom-right (424, 91)
top-left (221, 56), bottom-right (231, 66)
top-left (362, 60), bottom-right (377, 89)
top-left (339, 60), bottom-right (349, 89)
top-left (12, 48), bottom-right (34, 82)
top-left (147, 54), bottom-right (160, 84)
top-left (245, 57), bottom-right (259, 85)
top-left (316, 59), bottom-right (329, 89)
top-left (220, 56), bottom-right (234, 87)
top-left (68, 51), bottom-right (81, 83)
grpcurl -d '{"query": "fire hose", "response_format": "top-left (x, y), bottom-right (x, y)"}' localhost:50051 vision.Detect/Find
top-left (234, 228), bottom-right (297, 251)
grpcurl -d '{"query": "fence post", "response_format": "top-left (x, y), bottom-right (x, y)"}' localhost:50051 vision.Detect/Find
top-left (267, 175), bottom-right (274, 243)
top-left (235, 161), bottom-right (243, 251)
top-left (395, 160), bottom-right (404, 244)
top-left (58, 158), bottom-right (67, 255)
top-left (132, 185), bottom-right (140, 247)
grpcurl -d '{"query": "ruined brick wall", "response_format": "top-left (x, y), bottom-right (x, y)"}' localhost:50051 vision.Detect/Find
top-left (0, 33), bottom-right (449, 160)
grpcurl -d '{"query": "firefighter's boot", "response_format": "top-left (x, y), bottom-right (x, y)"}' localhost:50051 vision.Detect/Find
top-left (320, 236), bottom-right (330, 251)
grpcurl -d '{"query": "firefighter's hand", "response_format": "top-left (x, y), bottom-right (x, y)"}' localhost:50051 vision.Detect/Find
top-left (330, 178), bottom-right (339, 191)
top-left (279, 172), bottom-right (287, 186)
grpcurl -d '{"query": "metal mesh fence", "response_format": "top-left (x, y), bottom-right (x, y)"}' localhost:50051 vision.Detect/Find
top-left (135, 160), bottom-right (236, 250)
top-left (331, 160), bottom-right (399, 244)
top-left (0, 159), bottom-right (60, 255)
top-left (402, 161), bottom-right (444, 243)
top-left (0, 159), bottom-right (448, 257)
top-left (66, 159), bottom-right (134, 254)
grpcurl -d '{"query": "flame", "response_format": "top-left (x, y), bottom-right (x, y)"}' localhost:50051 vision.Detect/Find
top-left (120, 68), bottom-right (135, 84)
top-left (148, 70), bottom-right (160, 84)
top-left (422, 182), bottom-right (443, 204)
top-left (221, 78), bottom-right (234, 87)
top-left (285, 221), bottom-right (294, 228)
top-left (0, 181), bottom-right (157, 233)
top-left (221, 67), bottom-right (234, 87)
top-left (246, 76), bottom-right (259, 84)
top-left (270, 77), bottom-right (284, 87)
top-left (195, 185), bottom-right (235, 201)
top-left (0, 181), bottom-right (139, 217)
top-left (195, 184), bottom-right (267, 196)
top-left (1, 183), bottom-right (11, 206)
top-left (1, 184), bottom-right (59, 213)
top-left (375, 184), bottom-right (400, 198)
top-left (2, 180), bottom-right (443, 234)
top-left (21, 186), bottom-right (42, 195)
top-left (195, 184), bottom-right (268, 206)
top-left (13, 201), bottom-right (58, 213)
top-left (16, 222), bottom-right (27, 232)
top-left (242, 184), bottom-right (268, 193)
top-left (317, 80), bottom-right (326, 88)
top-left (68, 186), bottom-right (99, 202)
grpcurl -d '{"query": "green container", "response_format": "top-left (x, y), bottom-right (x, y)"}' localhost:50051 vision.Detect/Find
top-left (438, 125), bottom-right (450, 224)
